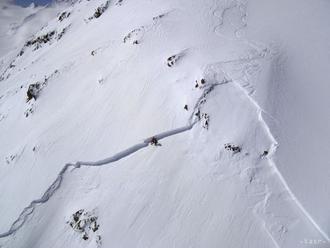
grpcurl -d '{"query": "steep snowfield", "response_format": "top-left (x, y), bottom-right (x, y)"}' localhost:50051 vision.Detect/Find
top-left (0, 0), bottom-right (329, 247)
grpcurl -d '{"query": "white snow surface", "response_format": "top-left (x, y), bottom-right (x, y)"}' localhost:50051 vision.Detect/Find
top-left (0, 0), bottom-right (329, 247)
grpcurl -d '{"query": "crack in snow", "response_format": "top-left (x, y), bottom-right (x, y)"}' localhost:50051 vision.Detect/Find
top-left (231, 79), bottom-right (330, 243)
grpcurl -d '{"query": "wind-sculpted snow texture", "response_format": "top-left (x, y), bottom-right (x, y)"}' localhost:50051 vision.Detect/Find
top-left (0, 0), bottom-right (330, 247)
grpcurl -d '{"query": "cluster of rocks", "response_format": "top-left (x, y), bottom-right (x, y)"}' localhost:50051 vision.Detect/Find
top-left (193, 110), bottom-right (209, 129)
top-left (116, 0), bottom-right (123, 6)
top-left (195, 78), bottom-right (206, 88)
top-left (201, 113), bottom-right (209, 129)
top-left (24, 102), bottom-right (35, 118)
top-left (167, 54), bottom-right (180, 67)
top-left (57, 26), bottom-right (70, 40)
top-left (191, 78), bottom-right (212, 129)
top-left (261, 150), bottom-right (269, 158)
top-left (26, 70), bottom-right (59, 103)
top-left (25, 31), bottom-right (56, 50)
top-left (26, 83), bottom-right (41, 102)
top-left (2, 22), bottom-right (69, 82)
top-left (224, 143), bottom-right (241, 154)
top-left (90, 1), bottom-right (110, 20)
top-left (123, 28), bottom-right (142, 44)
top-left (22, 27), bottom-right (69, 53)
top-left (124, 13), bottom-right (167, 45)
top-left (24, 70), bottom-right (59, 117)
top-left (5, 154), bottom-right (16, 165)
top-left (0, 26), bottom-right (68, 82)
top-left (152, 13), bottom-right (166, 21)
top-left (224, 144), bottom-right (269, 159)
top-left (58, 11), bottom-right (71, 22)
top-left (68, 209), bottom-right (101, 244)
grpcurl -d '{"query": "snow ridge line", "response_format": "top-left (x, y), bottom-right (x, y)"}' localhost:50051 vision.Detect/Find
top-left (0, 83), bottom-right (219, 240)
top-left (231, 81), bottom-right (330, 242)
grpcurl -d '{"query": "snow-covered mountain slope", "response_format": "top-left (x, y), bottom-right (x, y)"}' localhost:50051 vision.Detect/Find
top-left (0, 0), bottom-right (329, 247)
top-left (0, 0), bottom-right (66, 58)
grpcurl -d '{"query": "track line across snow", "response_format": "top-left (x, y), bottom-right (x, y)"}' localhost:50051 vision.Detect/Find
top-left (0, 124), bottom-right (195, 239)
top-left (0, 83), bottom-right (220, 239)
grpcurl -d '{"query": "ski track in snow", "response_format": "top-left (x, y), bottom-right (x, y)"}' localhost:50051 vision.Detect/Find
top-left (0, 83), bottom-right (222, 239)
